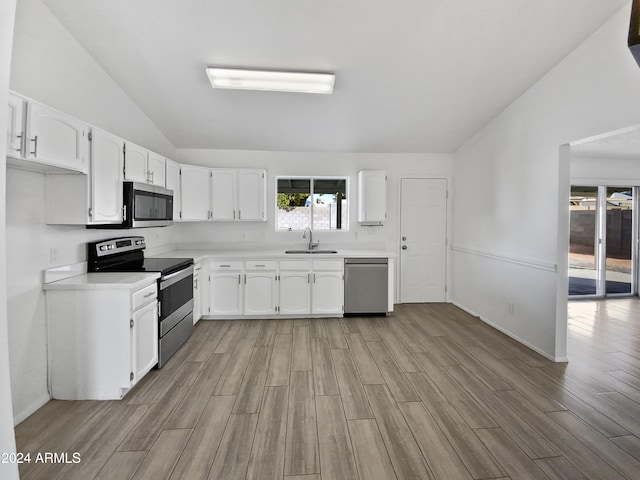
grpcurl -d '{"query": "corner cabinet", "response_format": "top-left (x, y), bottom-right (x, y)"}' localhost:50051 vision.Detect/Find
top-left (358, 171), bottom-right (387, 224)
top-left (46, 128), bottom-right (124, 225)
top-left (46, 278), bottom-right (159, 400)
top-left (180, 164), bottom-right (211, 221)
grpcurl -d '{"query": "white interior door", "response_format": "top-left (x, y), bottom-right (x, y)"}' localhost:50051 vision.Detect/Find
top-left (400, 178), bottom-right (447, 303)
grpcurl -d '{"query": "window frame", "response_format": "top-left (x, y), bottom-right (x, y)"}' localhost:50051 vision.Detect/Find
top-left (275, 175), bottom-right (350, 232)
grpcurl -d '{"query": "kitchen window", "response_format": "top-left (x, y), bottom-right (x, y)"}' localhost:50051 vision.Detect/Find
top-left (276, 177), bottom-right (348, 231)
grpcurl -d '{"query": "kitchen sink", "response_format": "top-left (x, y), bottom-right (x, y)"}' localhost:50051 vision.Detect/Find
top-left (285, 249), bottom-right (338, 254)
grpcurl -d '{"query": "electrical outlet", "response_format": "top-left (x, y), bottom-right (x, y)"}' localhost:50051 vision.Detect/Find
top-left (507, 303), bottom-right (515, 314)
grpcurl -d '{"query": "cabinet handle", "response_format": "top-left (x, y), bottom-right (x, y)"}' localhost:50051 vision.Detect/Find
top-left (238, 274), bottom-right (242, 284)
top-left (220, 265), bottom-right (231, 268)
top-left (143, 292), bottom-right (155, 298)
top-left (233, 210), bottom-right (236, 220)
top-left (307, 273), bottom-right (311, 284)
top-left (130, 319), bottom-right (134, 328)
top-left (238, 210), bottom-right (241, 220)
top-left (194, 278), bottom-right (198, 289)
top-left (16, 133), bottom-right (24, 154)
top-left (30, 135), bottom-right (38, 156)
top-left (122, 205), bottom-right (127, 221)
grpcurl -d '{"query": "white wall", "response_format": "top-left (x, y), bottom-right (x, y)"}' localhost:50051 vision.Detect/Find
top-left (451, 3), bottom-right (640, 360)
top-left (176, 149), bottom-right (452, 252)
top-left (571, 153), bottom-right (640, 185)
top-left (7, 0), bottom-right (179, 424)
top-left (0, 0), bottom-right (20, 478)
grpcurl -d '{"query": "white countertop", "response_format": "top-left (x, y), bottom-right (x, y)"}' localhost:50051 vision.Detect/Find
top-left (43, 272), bottom-right (160, 291)
top-left (151, 247), bottom-right (395, 264)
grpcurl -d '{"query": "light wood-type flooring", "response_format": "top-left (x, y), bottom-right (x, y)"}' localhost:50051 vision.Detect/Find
top-left (14, 300), bottom-right (640, 479)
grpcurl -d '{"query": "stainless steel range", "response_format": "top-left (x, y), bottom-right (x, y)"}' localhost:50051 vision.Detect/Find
top-left (88, 236), bottom-right (194, 368)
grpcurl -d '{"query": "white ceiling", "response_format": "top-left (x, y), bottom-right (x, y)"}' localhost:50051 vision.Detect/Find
top-left (42, 0), bottom-right (629, 153)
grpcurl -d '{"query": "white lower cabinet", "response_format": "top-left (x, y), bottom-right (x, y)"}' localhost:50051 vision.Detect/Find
top-left (244, 261), bottom-right (278, 315)
top-left (193, 262), bottom-right (203, 324)
top-left (208, 262), bottom-right (243, 316)
top-left (279, 261), bottom-right (312, 315)
top-left (204, 259), bottom-right (343, 318)
top-left (46, 279), bottom-right (158, 400)
top-left (311, 262), bottom-right (344, 315)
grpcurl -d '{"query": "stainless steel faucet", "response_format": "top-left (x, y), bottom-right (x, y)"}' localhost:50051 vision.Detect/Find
top-left (303, 227), bottom-right (319, 250)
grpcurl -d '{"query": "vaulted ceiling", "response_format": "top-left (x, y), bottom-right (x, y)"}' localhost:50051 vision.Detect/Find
top-left (42, 0), bottom-right (629, 153)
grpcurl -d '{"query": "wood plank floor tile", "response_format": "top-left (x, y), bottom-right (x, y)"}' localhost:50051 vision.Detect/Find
top-left (169, 395), bottom-right (235, 480)
top-left (348, 418), bottom-right (398, 480)
top-left (398, 402), bottom-right (472, 480)
top-left (233, 346), bottom-right (272, 414)
top-left (213, 337), bottom-right (256, 395)
top-left (94, 452), bottom-right (147, 480)
top-left (166, 352), bottom-right (230, 429)
top-left (130, 429), bottom-right (192, 480)
top-left (364, 384), bottom-right (434, 480)
top-left (315, 395), bottom-right (359, 480)
top-left (331, 348), bottom-right (373, 419)
top-left (255, 319), bottom-right (278, 347)
top-left (292, 325), bottom-right (312, 371)
top-left (207, 413), bottom-right (259, 480)
top-left (375, 327), bottom-right (422, 372)
top-left (345, 333), bottom-right (385, 384)
top-left (266, 333), bottom-right (292, 386)
top-left (406, 371), bottom-right (504, 479)
top-left (311, 338), bottom-right (340, 396)
top-left (285, 371), bottom-right (319, 476)
top-left (611, 434), bottom-right (640, 461)
top-left (247, 386), bottom-right (289, 480)
top-left (474, 427), bottom-right (549, 480)
top-left (367, 340), bottom-right (420, 402)
top-left (533, 456), bottom-right (589, 480)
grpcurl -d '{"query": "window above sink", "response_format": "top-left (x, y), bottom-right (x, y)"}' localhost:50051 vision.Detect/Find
top-left (276, 176), bottom-right (349, 231)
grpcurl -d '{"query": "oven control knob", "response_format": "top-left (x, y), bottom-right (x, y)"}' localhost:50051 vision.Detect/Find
top-left (99, 246), bottom-right (106, 251)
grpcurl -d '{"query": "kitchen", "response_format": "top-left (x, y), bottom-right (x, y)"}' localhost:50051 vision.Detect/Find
top-left (3, 0), bottom-right (640, 479)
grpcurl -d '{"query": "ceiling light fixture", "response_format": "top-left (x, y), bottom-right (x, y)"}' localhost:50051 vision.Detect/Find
top-left (205, 67), bottom-right (335, 94)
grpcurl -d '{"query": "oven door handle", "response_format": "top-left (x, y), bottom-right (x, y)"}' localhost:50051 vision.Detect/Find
top-left (160, 265), bottom-right (194, 289)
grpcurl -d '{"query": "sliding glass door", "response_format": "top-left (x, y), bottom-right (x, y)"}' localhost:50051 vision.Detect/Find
top-left (569, 185), bottom-right (637, 298)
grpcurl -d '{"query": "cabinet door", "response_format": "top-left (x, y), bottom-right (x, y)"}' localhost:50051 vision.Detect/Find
top-left (124, 142), bottom-right (149, 183)
top-left (244, 272), bottom-right (277, 315)
top-left (312, 271), bottom-right (344, 315)
top-left (90, 129), bottom-right (124, 223)
top-left (181, 164), bottom-right (210, 221)
top-left (279, 272), bottom-right (311, 315)
top-left (209, 272), bottom-right (243, 315)
top-left (147, 151), bottom-right (166, 186)
top-left (165, 159), bottom-right (181, 221)
top-left (7, 93), bottom-right (26, 158)
top-left (131, 300), bottom-right (159, 386)
top-left (358, 171), bottom-right (387, 223)
top-left (237, 169), bottom-right (266, 221)
top-left (28, 102), bottom-right (89, 173)
top-left (210, 169), bottom-right (237, 220)
top-left (193, 271), bottom-right (201, 324)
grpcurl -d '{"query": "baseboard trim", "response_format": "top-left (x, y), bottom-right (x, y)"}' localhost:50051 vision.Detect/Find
top-left (451, 300), bottom-right (566, 363)
top-left (13, 393), bottom-right (51, 426)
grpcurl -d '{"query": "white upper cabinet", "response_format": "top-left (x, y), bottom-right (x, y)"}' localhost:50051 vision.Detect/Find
top-left (210, 168), bottom-right (266, 221)
top-left (123, 141), bottom-right (149, 183)
top-left (165, 159), bottom-right (181, 221)
top-left (147, 151), bottom-right (166, 187)
top-left (6, 92), bottom-right (26, 158)
top-left (123, 142), bottom-right (166, 186)
top-left (180, 164), bottom-right (210, 221)
top-left (237, 169), bottom-right (266, 221)
top-left (12, 99), bottom-right (90, 174)
top-left (210, 169), bottom-right (237, 220)
top-left (90, 129), bottom-right (124, 223)
top-left (358, 170), bottom-right (387, 224)
top-left (46, 128), bottom-right (124, 225)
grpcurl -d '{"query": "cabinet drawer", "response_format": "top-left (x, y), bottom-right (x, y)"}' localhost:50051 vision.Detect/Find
top-left (279, 260), bottom-right (311, 271)
top-left (210, 261), bottom-right (243, 271)
top-left (132, 283), bottom-right (158, 311)
top-left (245, 260), bottom-right (277, 271)
top-left (312, 260), bottom-right (344, 271)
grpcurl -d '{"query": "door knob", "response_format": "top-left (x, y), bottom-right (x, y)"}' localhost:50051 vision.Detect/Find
top-left (402, 236), bottom-right (407, 241)
top-left (402, 245), bottom-right (408, 250)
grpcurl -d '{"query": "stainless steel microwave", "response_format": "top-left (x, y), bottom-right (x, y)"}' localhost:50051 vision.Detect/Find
top-left (122, 181), bottom-right (173, 228)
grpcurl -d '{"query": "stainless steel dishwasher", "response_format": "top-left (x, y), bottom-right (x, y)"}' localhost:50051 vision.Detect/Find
top-left (344, 258), bottom-right (388, 315)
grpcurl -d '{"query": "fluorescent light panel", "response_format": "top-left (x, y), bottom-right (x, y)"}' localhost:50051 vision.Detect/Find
top-left (205, 67), bottom-right (335, 94)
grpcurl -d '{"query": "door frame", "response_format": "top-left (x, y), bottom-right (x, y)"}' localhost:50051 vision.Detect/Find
top-left (568, 183), bottom-right (639, 299)
top-left (396, 175), bottom-right (451, 304)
